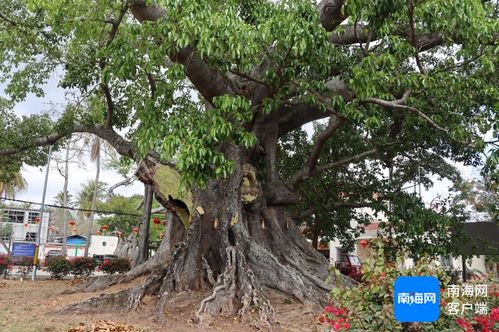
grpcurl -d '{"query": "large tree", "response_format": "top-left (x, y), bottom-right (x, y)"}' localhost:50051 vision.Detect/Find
top-left (0, 0), bottom-right (497, 326)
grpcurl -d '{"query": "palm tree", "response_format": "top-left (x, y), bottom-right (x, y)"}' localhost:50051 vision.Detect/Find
top-left (0, 171), bottom-right (27, 198)
top-left (76, 180), bottom-right (107, 218)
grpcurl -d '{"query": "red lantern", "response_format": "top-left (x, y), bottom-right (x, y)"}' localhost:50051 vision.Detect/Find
top-left (34, 217), bottom-right (41, 224)
top-left (153, 217), bottom-right (161, 225)
top-left (96, 231), bottom-right (101, 235)
top-left (360, 239), bottom-right (369, 247)
top-left (102, 225), bottom-right (109, 231)
top-left (133, 226), bottom-right (139, 234)
top-left (69, 220), bottom-right (76, 226)
top-left (23, 223), bottom-right (29, 228)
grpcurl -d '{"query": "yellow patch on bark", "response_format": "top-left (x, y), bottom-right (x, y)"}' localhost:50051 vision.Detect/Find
top-left (196, 206), bottom-right (205, 215)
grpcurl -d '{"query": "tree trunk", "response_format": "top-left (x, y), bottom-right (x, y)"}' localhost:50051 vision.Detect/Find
top-left (84, 149), bottom-right (101, 257)
top-left (312, 220), bottom-right (320, 251)
top-left (136, 184), bottom-right (153, 265)
top-left (68, 145), bottom-right (354, 327)
top-left (62, 143), bottom-right (70, 256)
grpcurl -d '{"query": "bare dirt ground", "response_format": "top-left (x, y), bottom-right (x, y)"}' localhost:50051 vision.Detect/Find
top-left (0, 277), bottom-right (321, 332)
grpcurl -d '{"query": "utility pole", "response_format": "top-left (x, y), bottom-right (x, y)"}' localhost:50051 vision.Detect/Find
top-left (32, 145), bottom-right (52, 281)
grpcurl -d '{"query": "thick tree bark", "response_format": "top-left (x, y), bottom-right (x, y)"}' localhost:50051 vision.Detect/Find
top-left (66, 145), bottom-right (355, 328)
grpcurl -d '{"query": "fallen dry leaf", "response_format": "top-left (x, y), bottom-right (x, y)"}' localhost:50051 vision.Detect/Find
top-left (68, 320), bottom-right (142, 332)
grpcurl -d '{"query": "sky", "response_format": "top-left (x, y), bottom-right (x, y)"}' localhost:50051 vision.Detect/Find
top-left (2, 73), bottom-right (485, 214)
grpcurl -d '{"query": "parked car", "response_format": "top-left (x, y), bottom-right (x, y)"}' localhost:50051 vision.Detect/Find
top-left (44, 249), bottom-right (64, 267)
top-left (335, 253), bottom-right (363, 282)
top-left (93, 254), bottom-right (118, 266)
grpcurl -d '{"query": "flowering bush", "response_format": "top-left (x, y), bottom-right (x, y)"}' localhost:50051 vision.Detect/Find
top-left (319, 305), bottom-right (350, 331)
top-left (319, 239), bottom-right (499, 331)
top-left (0, 254), bottom-right (13, 277)
top-left (449, 287), bottom-right (499, 332)
top-left (47, 256), bottom-right (71, 279)
top-left (99, 257), bottom-right (131, 275)
top-left (69, 257), bottom-right (96, 277)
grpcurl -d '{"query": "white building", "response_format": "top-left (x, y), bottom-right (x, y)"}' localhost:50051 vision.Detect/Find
top-left (328, 206), bottom-right (489, 279)
top-left (0, 207), bottom-right (51, 254)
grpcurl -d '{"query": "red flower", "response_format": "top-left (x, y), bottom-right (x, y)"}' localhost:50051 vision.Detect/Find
top-left (473, 315), bottom-right (493, 331)
top-left (332, 322), bottom-right (341, 331)
top-left (491, 307), bottom-right (499, 321)
top-left (456, 318), bottom-right (473, 332)
top-left (319, 316), bottom-right (325, 323)
top-left (343, 322), bottom-right (350, 330)
top-left (324, 305), bottom-right (335, 314)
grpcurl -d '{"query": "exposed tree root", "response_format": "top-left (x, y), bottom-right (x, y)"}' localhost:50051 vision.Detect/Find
top-left (193, 246), bottom-right (274, 330)
top-left (75, 214), bottom-right (184, 294)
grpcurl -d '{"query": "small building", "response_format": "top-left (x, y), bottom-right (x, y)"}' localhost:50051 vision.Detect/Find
top-left (44, 235), bottom-right (87, 257)
top-left (0, 207), bottom-right (51, 255)
top-left (328, 213), bottom-right (495, 279)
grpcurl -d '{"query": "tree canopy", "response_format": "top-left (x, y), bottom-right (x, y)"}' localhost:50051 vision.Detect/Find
top-left (0, 0), bottom-right (497, 186)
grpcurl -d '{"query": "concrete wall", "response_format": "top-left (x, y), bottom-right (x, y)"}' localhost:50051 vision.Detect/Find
top-left (88, 235), bottom-right (119, 256)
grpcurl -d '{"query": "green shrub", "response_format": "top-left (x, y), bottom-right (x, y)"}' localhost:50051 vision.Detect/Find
top-left (47, 256), bottom-right (71, 279)
top-left (0, 254), bottom-right (13, 277)
top-left (69, 257), bottom-right (96, 277)
top-left (100, 257), bottom-right (131, 275)
top-left (15, 256), bottom-right (39, 267)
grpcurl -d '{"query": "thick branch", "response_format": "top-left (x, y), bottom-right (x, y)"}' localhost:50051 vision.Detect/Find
top-left (0, 125), bottom-right (137, 161)
top-left (0, 132), bottom-right (66, 156)
top-left (277, 76), bottom-right (355, 137)
top-left (317, 0), bottom-right (346, 32)
top-left (288, 116), bottom-right (345, 189)
top-left (329, 25), bottom-right (444, 52)
top-left (129, 1), bottom-right (233, 104)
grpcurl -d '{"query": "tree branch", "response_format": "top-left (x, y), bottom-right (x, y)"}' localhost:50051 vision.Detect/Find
top-left (276, 76), bottom-right (355, 137)
top-left (295, 202), bottom-right (373, 219)
top-left (313, 147), bottom-right (379, 177)
top-left (288, 116), bottom-right (345, 189)
top-left (102, 3), bottom-right (128, 128)
top-left (329, 24), bottom-right (444, 53)
top-left (363, 93), bottom-right (450, 134)
top-left (108, 177), bottom-right (135, 195)
top-left (408, 0), bottom-right (425, 73)
top-left (317, 0), bottom-right (346, 32)
top-left (0, 125), bottom-right (138, 161)
top-left (129, 1), bottom-right (233, 105)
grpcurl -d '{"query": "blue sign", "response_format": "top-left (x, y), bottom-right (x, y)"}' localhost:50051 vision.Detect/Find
top-left (394, 276), bottom-right (440, 322)
top-left (12, 242), bottom-right (36, 257)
